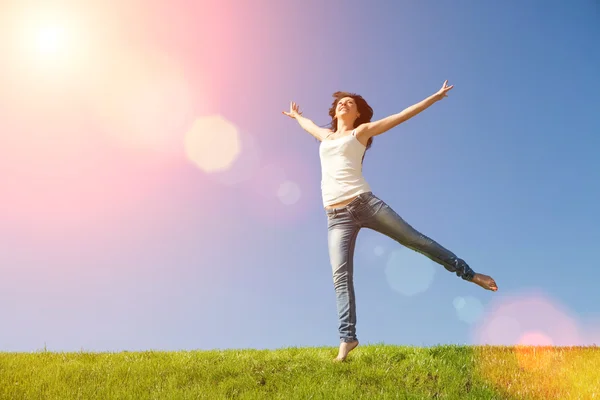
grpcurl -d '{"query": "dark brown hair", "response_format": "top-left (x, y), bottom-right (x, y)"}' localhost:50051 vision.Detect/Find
top-left (327, 91), bottom-right (374, 162)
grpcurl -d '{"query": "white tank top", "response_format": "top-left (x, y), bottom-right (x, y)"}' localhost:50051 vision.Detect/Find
top-left (319, 129), bottom-right (371, 207)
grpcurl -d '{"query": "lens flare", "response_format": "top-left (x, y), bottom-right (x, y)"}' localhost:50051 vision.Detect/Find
top-left (11, 6), bottom-right (86, 74)
top-left (35, 24), bottom-right (65, 55)
top-left (205, 131), bottom-right (261, 186)
top-left (277, 180), bottom-right (302, 206)
top-left (91, 49), bottom-right (195, 156)
top-left (518, 331), bottom-right (554, 346)
top-left (374, 245), bottom-right (385, 257)
top-left (479, 315), bottom-right (522, 345)
top-left (513, 331), bottom-right (562, 374)
top-left (453, 295), bottom-right (484, 325)
top-left (453, 296), bottom-right (466, 310)
top-left (185, 116), bottom-right (241, 173)
top-left (384, 248), bottom-right (436, 296)
top-left (243, 154), bottom-right (316, 226)
top-left (473, 291), bottom-right (582, 346)
top-left (472, 290), bottom-right (599, 398)
top-left (355, 230), bottom-right (388, 265)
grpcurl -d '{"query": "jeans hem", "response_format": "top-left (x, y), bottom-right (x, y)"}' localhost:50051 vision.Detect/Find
top-left (462, 270), bottom-right (475, 281)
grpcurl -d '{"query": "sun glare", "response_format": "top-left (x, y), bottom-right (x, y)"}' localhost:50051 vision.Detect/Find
top-left (35, 23), bottom-right (66, 55)
top-left (15, 7), bottom-right (82, 70)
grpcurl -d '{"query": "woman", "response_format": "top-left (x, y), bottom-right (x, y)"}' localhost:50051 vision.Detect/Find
top-left (283, 81), bottom-right (498, 362)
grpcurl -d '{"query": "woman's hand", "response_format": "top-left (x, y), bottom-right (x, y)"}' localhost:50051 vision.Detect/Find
top-left (435, 80), bottom-right (454, 100)
top-left (282, 101), bottom-right (303, 119)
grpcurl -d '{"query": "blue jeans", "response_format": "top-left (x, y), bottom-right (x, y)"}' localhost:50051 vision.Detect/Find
top-left (326, 191), bottom-right (475, 343)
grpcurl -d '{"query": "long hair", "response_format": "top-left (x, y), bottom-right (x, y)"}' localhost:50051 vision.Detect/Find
top-left (327, 91), bottom-right (374, 164)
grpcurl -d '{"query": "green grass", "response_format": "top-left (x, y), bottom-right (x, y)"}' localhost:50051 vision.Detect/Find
top-left (1, 345), bottom-right (599, 399)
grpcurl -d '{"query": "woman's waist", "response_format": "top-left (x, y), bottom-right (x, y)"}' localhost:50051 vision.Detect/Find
top-left (325, 196), bottom-right (359, 210)
top-left (322, 185), bottom-right (371, 209)
top-left (324, 190), bottom-right (373, 210)
top-left (321, 172), bottom-right (368, 186)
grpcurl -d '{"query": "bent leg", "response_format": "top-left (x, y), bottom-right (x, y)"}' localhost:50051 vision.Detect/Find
top-left (364, 201), bottom-right (475, 281)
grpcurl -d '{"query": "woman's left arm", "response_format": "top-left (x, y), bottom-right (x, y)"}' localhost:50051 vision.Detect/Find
top-left (358, 80), bottom-right (454, 138)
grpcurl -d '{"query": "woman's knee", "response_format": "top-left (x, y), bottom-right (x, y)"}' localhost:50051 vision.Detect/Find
top-left (404, 231), bottom-right (434, 248)
top-left (332, 262), bottom-right (350, 288)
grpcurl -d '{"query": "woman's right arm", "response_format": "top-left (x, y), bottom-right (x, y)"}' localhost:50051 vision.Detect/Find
top-left (283, 101), bottom-right (331, 141)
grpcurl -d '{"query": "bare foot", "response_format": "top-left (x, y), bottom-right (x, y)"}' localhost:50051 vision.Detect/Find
top-left (472, 273), bottom-right (498, 291)
top-left (334, 340), bottom-right (359, 362)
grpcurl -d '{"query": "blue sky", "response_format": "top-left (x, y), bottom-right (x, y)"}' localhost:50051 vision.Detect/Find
top-left (1, 0), bottom-right (599, 352)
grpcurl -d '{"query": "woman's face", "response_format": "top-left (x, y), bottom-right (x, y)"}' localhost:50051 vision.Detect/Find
top-left (335, 97), bottom-right (360, 121)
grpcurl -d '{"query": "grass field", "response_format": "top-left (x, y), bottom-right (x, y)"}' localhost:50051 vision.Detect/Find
top-left (1, 345), bottom-right (598, 399)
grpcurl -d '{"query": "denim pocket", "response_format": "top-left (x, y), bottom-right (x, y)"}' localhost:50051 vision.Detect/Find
top-left (353, 194), bottom-right (384, 220)
top-left (326, 208), bottom-right (346, 221)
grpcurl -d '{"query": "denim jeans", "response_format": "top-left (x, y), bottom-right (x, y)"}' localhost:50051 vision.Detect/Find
top-left (326, 191), bottom-right (475, 343)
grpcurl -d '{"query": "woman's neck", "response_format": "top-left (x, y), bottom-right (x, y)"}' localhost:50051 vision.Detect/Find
top-left (335, 119), bottom-right (354, 135)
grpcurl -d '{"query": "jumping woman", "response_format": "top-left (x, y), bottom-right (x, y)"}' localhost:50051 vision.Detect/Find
top-left (282, 80), bottom-right (498, 362)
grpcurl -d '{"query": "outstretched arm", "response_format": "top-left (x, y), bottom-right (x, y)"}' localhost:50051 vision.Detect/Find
top-left (358, 81), bottom-right (454, 138)
top-left (282, 101), bottom-right (331, 141)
